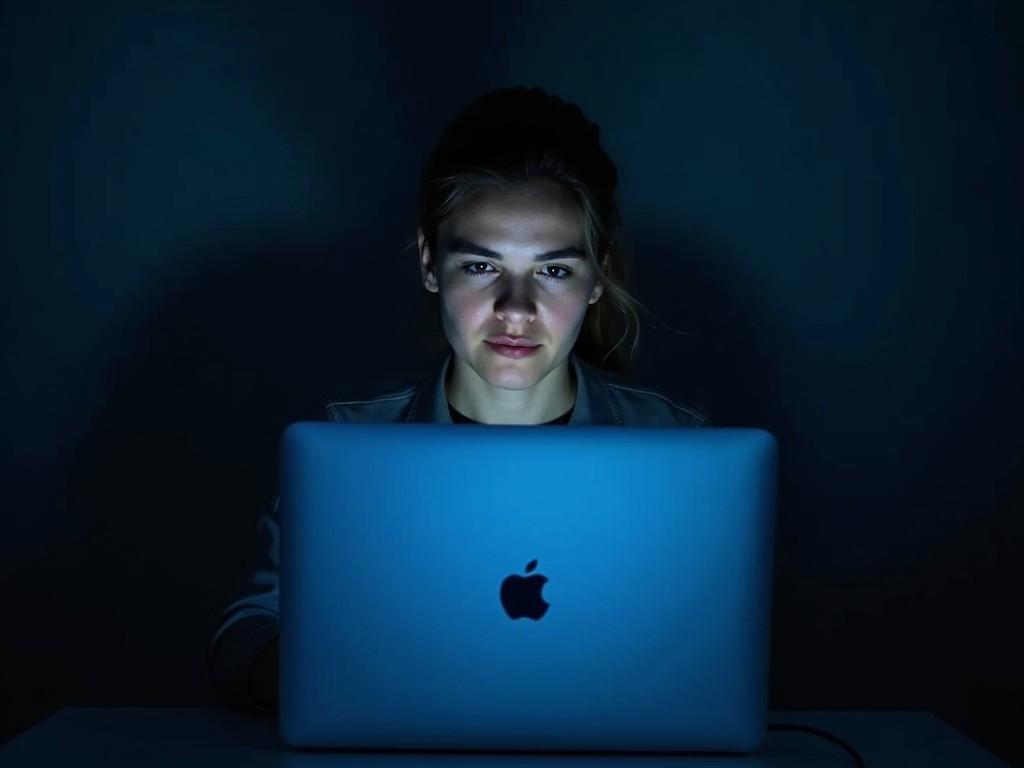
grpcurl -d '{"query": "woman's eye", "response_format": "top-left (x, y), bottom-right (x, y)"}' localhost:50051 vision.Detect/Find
top-left (461, 263), bottom-right (572, 280)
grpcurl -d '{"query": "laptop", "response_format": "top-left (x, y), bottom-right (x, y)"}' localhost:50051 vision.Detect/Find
top-left (277, 422), bottom-right (777, 754)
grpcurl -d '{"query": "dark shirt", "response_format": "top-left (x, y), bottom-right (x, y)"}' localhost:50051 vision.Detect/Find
top-left (448, 401), bottom-right (574, 425)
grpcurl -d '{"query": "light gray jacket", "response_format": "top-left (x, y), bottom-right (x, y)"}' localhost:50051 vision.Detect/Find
top-left (207, 350), bottom-right (709, 712)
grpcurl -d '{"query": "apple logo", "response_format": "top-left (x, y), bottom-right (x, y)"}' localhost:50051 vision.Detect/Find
top-left (500, 559), bottom-right (549, 620)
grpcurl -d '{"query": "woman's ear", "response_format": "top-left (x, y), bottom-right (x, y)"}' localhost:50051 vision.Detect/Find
top-left (589, 252), bottom-right (610, 304)
top-left (418, 228), bottom-right (439, 293)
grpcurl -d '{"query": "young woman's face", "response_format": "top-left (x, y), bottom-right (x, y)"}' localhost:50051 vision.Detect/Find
top-left (419, 179), bottom-right (606, 393)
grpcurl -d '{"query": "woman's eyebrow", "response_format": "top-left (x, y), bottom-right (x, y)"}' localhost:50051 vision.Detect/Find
top-left (447, 236), bottom-right (585, 261)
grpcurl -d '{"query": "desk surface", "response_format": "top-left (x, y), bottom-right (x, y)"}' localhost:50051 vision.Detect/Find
top-left (0, 708), bottom-right (1009, 767)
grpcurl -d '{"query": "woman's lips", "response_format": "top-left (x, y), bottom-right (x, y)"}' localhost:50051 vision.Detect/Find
top-left (486, 341), bottom-right (541, 359)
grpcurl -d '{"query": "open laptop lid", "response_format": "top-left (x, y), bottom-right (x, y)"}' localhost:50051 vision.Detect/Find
top-left (279, 423), bottom-right (777, 754)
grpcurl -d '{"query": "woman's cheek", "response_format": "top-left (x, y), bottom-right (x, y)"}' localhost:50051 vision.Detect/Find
top-left (443, 289), bottom-right (485, 335)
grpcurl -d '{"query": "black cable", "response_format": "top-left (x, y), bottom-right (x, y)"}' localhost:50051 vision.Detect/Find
top-left (767, 723), bottom-right (866, 767)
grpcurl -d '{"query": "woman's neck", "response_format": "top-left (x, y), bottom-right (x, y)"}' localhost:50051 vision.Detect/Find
top-left (446, 357), bottom-right (576, 425)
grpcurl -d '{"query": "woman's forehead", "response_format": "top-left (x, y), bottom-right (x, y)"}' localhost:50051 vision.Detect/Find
top-left (441, 182), bottom-right (583, 250)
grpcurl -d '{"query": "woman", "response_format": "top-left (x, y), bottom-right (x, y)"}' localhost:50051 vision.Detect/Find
top-left (208, 86), bottom-right (709, 714)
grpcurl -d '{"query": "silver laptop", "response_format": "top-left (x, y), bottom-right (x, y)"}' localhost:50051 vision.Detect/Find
top-left (278, 422), bottom-right (777, 754)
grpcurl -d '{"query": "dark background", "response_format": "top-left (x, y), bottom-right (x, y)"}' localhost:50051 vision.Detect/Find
top-left (2, 0), bottom-right (1021, 762)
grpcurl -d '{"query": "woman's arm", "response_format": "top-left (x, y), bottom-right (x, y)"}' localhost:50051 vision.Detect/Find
top-left (208, 496), bottom-right (281, 713)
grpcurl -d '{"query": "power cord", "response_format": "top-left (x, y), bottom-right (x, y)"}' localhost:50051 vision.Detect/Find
top-left (767, 723), bottom-right (865, 767)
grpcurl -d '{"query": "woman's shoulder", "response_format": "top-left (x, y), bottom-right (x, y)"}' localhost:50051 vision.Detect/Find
top-left (603, 379), bottom-right (710, 427)
top-left (582, 361), bottom-right (710, 427)
top-left (322, 375), bottom-right (421, 423)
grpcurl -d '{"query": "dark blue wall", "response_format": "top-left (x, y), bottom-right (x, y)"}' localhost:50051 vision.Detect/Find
top-left (2, 0), bottom-right (1021, 760)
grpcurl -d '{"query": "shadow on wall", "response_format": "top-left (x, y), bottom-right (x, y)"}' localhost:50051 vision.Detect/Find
top-left (624, 224), bottom-right (784, 433)
top-left (50, 225), bottom-right (424, 712)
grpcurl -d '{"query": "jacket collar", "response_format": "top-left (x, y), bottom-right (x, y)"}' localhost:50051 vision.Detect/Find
top-left (405, 348), bottom-right (622, 426)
